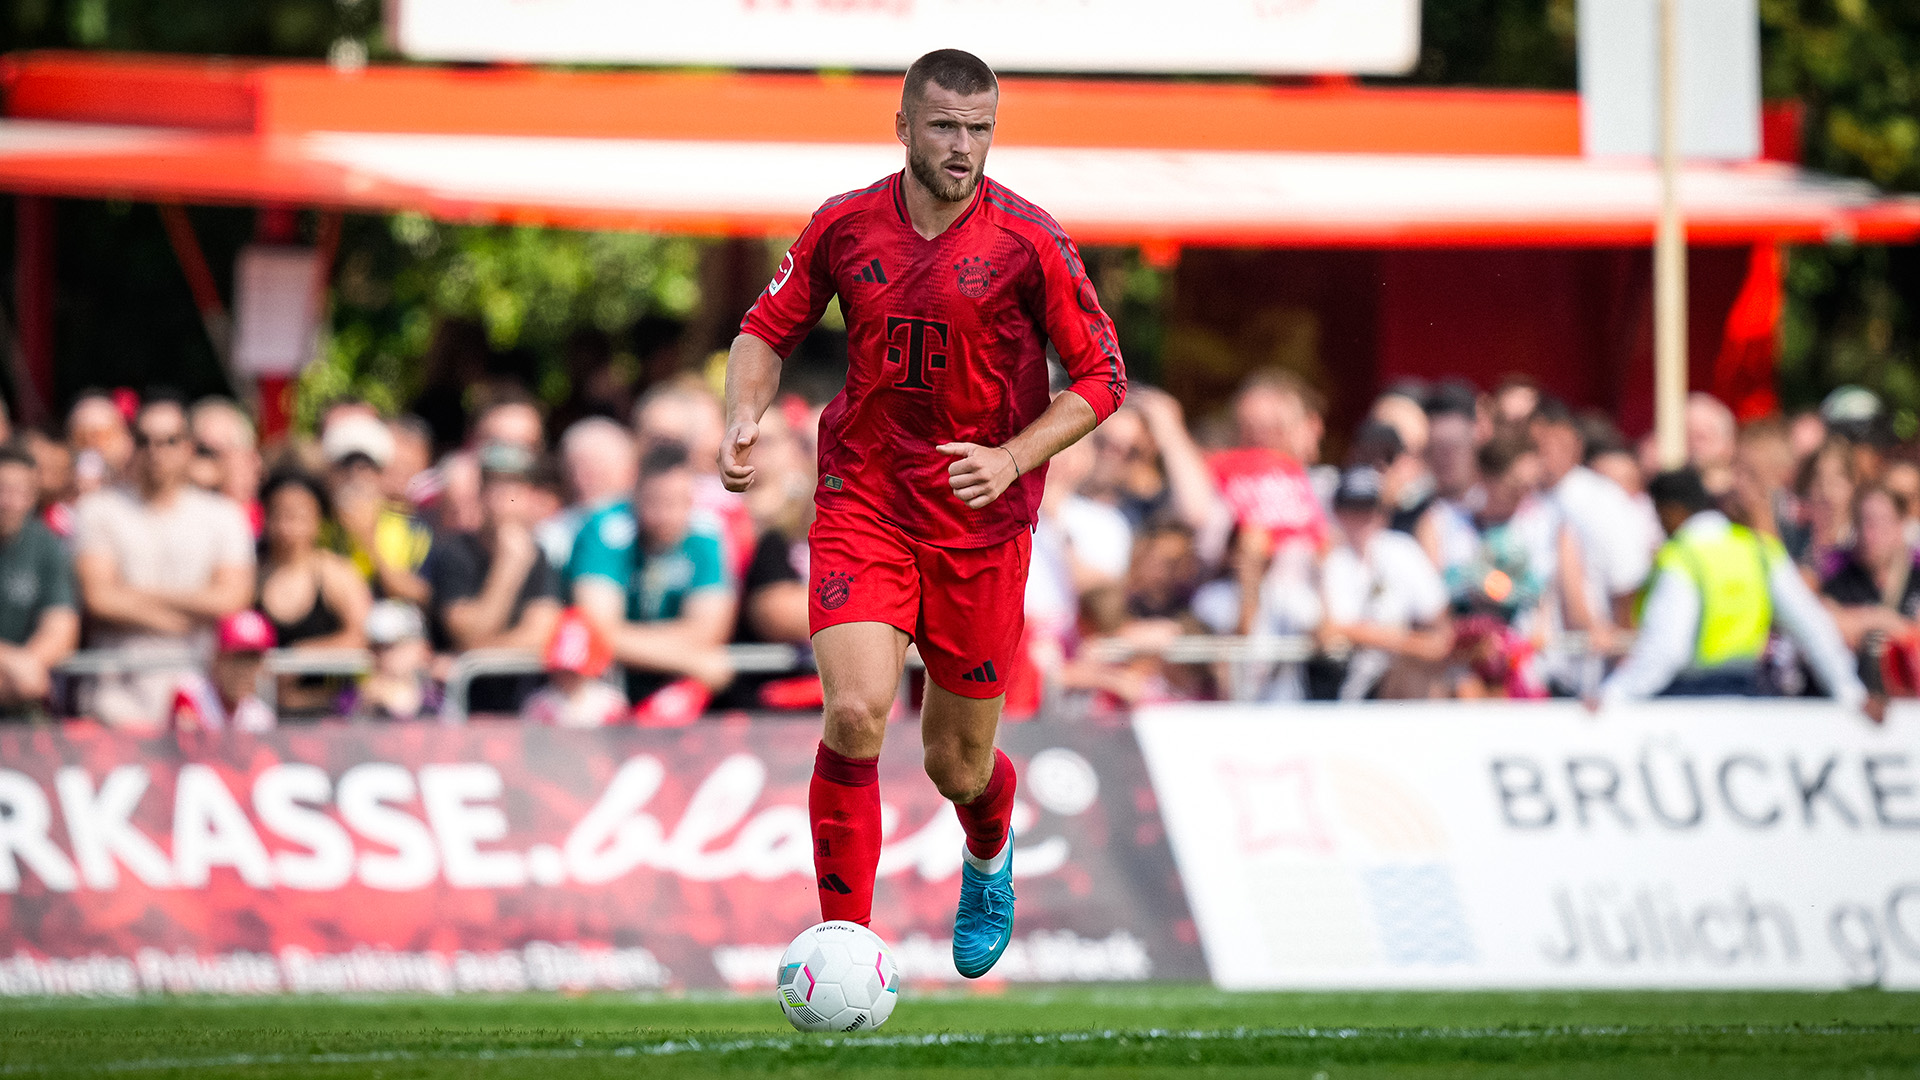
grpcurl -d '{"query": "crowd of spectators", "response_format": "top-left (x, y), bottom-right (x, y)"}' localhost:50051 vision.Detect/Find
top-left (0, 364), bottom-right (1903, 728)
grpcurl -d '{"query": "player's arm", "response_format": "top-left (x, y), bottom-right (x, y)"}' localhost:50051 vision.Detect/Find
top-left (939, 393), bottom-right (1099, 510)
top-left (725, 212), bottom-right (838, 492)
top-left (722, 333), bottom-right (785, 494)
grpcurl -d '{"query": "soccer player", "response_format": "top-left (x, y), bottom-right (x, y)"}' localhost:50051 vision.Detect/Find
top-left (721, 49), bottom-right (1126, 978)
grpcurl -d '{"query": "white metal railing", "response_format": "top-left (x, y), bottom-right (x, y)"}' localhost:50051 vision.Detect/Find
top-left (44, 632), bottom-right (1631, 722)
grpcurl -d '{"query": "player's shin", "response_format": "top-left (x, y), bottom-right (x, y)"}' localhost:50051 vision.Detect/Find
top-left (809, 741), bottom-right (882, 925)
top-left (953, 748), bottom-right (1016, 870)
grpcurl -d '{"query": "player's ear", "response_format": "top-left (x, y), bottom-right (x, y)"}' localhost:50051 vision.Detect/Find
top-left (895, 109), bottom-right (910, 146)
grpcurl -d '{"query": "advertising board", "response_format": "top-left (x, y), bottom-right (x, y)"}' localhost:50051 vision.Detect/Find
top-left (389, 0), bottom-right (1421, 76)
top-left (1135, 700), bottom-right (1920, 990)
top-left (0, 719), bottom-right (1201, 997)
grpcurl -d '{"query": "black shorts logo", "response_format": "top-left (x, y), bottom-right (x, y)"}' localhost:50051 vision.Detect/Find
top-left (955, 256), bottom-right (996, 298)
top-left (817, 570), bottom-right (854, 611)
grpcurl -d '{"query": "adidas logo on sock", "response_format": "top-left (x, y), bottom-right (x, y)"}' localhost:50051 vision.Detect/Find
top-left (959, 660), bottom-right (999, 683)
top-left (818, 873), bottom-right (853, 895)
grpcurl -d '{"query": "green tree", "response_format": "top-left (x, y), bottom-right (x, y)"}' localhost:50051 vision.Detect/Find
top-left (300, 215), bottom-right (702, 426)
top-left (1759, 1), bottom-right (1920, 430)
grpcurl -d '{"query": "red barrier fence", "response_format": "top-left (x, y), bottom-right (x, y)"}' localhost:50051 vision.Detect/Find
top-left (0, 718), bottom-right (1203, 996)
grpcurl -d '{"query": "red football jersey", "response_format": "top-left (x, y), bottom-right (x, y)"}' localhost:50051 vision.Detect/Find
top-left (741, 171), bottom-right (1126, 549)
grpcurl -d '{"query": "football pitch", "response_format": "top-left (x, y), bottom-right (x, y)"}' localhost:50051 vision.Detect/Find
top-left (3, 988), bottom-right (1917, 1078)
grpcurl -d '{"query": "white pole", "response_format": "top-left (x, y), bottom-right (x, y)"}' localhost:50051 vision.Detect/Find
top-left (1654, 0), bottom-right (1688, 469)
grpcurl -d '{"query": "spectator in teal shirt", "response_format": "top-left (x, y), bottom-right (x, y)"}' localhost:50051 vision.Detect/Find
top-left (0, 444), bottom-right (78, 710)
top-left (569, 442), bottom-right (736, 702)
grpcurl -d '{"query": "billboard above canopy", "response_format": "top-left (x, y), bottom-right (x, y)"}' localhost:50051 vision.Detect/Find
top-left (386, 0), bottom-right (1422, 76)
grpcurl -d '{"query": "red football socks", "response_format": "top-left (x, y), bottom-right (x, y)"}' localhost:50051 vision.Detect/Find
top-left (809, 742), bottom-right (882, 926)
top-left (954, 748), bottom-right (1017, 860)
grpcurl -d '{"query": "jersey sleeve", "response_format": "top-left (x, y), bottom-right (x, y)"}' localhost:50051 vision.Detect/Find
top-left (1032, 229), bottom-right (1127, 423)
top-left (739, 208), bottom-right (839, 358)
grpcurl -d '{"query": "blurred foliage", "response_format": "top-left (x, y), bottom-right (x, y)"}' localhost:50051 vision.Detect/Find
top-left (1408, 0), bottom-right (1578, 87)
top-left (2, 0), bottom-right (355, 57)
top-left (1757, 2), bottom-right (1920, 429)
top-left (298, 215), bottom-right (702, 429)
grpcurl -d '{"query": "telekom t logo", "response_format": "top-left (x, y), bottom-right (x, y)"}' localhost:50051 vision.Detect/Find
top-left (884, 316), bottom-right (950, 390)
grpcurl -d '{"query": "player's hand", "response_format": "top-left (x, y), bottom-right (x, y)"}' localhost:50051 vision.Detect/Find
top-left (721, 421), bottom-right (760, 493)
top-left (936, 442), bottom-right (1020, 510)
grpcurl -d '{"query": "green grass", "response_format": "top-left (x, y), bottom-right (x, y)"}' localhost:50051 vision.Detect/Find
top-left (3, 987), bottom-right (1918, 1078)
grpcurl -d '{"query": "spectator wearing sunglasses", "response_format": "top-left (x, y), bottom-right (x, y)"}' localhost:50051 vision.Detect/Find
top-left (72, 393), bottom-right (255, 730)
top-left (188, 397), bottom-right (264, 538)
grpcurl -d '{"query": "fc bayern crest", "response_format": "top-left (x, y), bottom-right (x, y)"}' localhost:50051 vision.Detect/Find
top-left (816, 570), bottom-right (854, 610)
top-left (954, 256), bottom-right (996, 299)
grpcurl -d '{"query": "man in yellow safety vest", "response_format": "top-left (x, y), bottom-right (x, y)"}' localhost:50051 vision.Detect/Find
top-left (1596, 468), bottom-right (1875, 716)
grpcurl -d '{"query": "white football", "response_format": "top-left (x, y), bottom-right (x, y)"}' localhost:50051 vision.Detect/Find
top-left (775, 920), bottom-right (899, 1033)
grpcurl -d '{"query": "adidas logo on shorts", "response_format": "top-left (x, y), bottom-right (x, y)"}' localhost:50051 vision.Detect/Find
top-left (959, 661), bottom-right (999, 684)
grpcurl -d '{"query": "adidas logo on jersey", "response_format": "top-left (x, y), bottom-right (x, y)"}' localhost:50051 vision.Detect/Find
top-left (959, 661), bottom-right (1000, 684)
top-left (852, 259), bottom-right (888, 284)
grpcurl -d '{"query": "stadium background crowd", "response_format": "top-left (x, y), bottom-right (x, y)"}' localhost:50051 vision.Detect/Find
top-left (0, 357), bottom-right (1905, 729)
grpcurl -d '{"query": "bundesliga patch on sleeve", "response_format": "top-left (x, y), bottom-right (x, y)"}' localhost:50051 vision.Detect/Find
top-left (822, 475), bottom-right (844, 491)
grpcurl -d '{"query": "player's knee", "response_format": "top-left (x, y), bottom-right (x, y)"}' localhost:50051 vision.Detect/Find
top-left (822, 692), bottom-right (890, 755)
top-left (923, 745), bottom-right (991, 804)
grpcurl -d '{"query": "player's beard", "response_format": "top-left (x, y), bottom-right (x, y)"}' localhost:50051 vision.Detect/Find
top-left (908, 140), bottom-right (981, 204)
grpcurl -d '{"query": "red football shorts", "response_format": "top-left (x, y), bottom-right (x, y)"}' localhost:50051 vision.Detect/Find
top-left (808, 505), bottom-right (1031, 699)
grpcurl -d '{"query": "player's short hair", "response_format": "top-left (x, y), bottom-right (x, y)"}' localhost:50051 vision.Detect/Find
top-left (901, 49), bottom-right (998, 112)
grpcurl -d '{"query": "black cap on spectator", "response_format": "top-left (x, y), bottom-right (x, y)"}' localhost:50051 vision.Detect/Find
top-left (1425, 378), bottom-right (1479, 419)
top-left (1333, 465), bottom-right (1385, 510)
top-left (1531, 394), bottom-right (1576, 428)
top-left (1578, 410), bottom-right (1628, 459)
top-left (140, 385), bottom-right (187, 411)
top-left (1348, 421), bottom-right (1405, 468)
top-left (1648, 468), bottom-right (1716, 516)
top-left (639, 440), bottom-right (691, 480)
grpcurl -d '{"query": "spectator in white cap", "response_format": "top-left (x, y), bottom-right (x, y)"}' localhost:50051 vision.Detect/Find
top-left (344, 599), bottom-right (441, 721)
top-left (322, 412), bottom-right (432, 605)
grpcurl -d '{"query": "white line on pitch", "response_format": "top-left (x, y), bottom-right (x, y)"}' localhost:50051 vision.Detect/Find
top-left (6, 1024), bottom-right (1917, 1075)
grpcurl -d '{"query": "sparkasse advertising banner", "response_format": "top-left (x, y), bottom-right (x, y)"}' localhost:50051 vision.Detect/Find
top-left (389, 0), bottom-right (1421, 76)
top-left (0, 720), bottom-right (1201, 997)
top-left (1135, 701), bottom-right (1920, 990)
